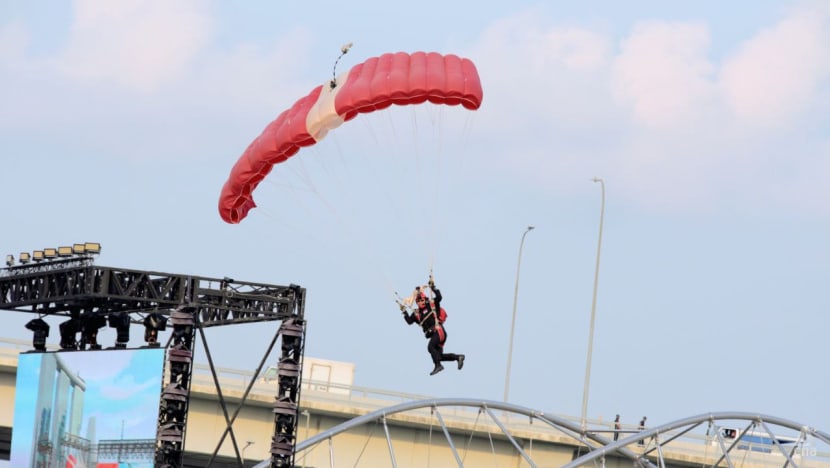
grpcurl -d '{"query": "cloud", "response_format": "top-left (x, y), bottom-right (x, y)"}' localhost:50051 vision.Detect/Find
top-left (465, 5), bottom-right (830, 217)
top-left (611, 21), bottom-right (717, 127)
top-left (99, 375), bottom-right (160, 400)
top-left (0, 19), bottom-right (28, 63)
top-left (719, 7), bottom-right (830, 127)
top-left (54, 0), bottom-right (213, 92)
top-left (59, 350), bottom-right (135, 382)
top-left (470, 9), bottom-right (617, 145)
top-left (3, 2), bottom-right (828, 217)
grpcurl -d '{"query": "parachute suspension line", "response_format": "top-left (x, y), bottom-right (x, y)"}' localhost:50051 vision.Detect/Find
top-left (219, 51), bottom-right (483, 228)
top-left (264, 136), bottom-right (399, 297)
top-left (330, 42), bottom-right (353, 89)
top-left (406, 104), bottom-right (447, 274)
top-left (257, 149), bottom-right (337, 241)
top-left (258, 153), bottom-right (348, 245)
top-left (220, 51), bottom-right (483, 302)
top-left (428, 105), bottom-right (447, 272)
top-left (307, 100), bottom-right (417, 299)
top-left (321, 111), bottom-right (421, 297)
top-left (326, 112), bottom-right (416, 298)
top-left (409, 106), bottom-right (436, 269)
top-left (454, 110), bottom-right (478, 183)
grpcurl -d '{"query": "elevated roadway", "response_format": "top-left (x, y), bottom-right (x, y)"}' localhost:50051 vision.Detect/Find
top-left (1, 339), bottom-right (827, 467)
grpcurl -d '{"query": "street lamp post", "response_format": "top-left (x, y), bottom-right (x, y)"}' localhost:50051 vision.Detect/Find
top-left (504, 225), bottom-right (535, 403)
top-left (581, 177), bottom-right (605, 431)
top-left (241, 440), bottom-right (255, 465)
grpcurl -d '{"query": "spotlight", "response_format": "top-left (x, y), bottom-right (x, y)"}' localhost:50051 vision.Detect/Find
top-left (108, 312), bottom-right (131, 348)
top-left (19, 252), bottom-right (31, 264)
top-left (25, 318), bottom-right (50, 351)
top-left (84, 242), bottom-right (101, 254)
top-left (59, 318), bottom-right (82, 350)
top-left (143, 312), bottom-right (168, 347)
top-left (72, 244), bottom-right (85, 255)
top-left (44, 248), bottom-right (57, 259)
top-left (81, 313), bottom-right (107, 350)
top-left (33, 250), bottom-right (45, 262)
top-left (5, 255), bottom-right (13, 267)
top-left (57, 246), bottom-right (73, 257)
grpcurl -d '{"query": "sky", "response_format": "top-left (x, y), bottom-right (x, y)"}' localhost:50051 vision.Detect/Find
top-left (2, 0), bottom-right (829, 443)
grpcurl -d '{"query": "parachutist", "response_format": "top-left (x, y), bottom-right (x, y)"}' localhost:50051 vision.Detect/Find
top-left (400, 280), bottom-right (465, 375)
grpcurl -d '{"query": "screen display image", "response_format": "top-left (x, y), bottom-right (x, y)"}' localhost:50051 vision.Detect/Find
top-left (10, 348), bottom-right (164, 468)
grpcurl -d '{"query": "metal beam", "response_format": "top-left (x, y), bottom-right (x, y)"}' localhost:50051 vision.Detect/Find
top-left (1, 264), bottom-right (301, 327)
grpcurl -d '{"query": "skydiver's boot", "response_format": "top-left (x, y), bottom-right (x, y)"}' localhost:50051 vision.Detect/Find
top-left (430, 363), bottom-right (444, 376)
top-left (457, 354), bottom-right (465, 370)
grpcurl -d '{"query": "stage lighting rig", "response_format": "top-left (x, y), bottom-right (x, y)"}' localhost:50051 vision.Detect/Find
top-left (25, 318), bottom-right (50, 351)
top-left (59, 318), bottom-right (82, 350)
top-left (81, 313), bottom-right (107, 350)
top-left (144, 312), bottom-right (168, 347)
top-left (108, 312), bottom-right (131, 348)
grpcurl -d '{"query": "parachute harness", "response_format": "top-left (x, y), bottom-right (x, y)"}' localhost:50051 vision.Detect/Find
top-left (396, 272), bottom-right (441, 330)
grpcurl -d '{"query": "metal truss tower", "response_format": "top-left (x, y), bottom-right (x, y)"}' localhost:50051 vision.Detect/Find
top-left (1, 258), bottom-right (306, 468)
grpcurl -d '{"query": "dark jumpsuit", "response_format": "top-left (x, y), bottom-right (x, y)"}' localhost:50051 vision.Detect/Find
top-left (403, 288), bottom-right (461, 366)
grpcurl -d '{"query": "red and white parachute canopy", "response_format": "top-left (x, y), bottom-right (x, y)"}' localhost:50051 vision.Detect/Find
top-left (218, 51), bottom-right (483, 224)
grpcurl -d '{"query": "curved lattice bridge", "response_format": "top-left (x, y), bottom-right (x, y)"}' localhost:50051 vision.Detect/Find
top-left (254, 398), bottom-right (829, 468)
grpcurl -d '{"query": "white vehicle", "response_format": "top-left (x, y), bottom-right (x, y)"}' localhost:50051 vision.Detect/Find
top-left (717, 427), bottom-right (802, 454)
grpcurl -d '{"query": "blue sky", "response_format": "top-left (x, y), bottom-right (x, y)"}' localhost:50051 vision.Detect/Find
top-left (2, 0), bottom-right (829, 441)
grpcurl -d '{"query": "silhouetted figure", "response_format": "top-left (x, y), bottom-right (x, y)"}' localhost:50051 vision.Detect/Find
top-left (638, 416), bottom-right (647, 446)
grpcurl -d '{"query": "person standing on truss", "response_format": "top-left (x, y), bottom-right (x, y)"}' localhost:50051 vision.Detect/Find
top-left (400, 276), bottom-right (465, 375)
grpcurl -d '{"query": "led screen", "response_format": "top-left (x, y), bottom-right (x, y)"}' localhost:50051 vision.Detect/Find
top-left (10, 348), bottom-right (164, 467)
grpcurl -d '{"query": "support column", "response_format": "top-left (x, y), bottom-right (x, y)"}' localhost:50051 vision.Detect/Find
top-left (155, 306), bottom-right (196, 467)
top-left (270, 318), bottom-right (306, 467)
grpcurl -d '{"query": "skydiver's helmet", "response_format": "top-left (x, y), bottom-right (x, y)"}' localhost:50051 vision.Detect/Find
top-left (416, 292), bottom-right (428, 311)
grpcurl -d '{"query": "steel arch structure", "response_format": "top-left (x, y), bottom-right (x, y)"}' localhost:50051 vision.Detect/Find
top-left (254, 398), bottom-right (830, 468)
top-left (565, 410), bottom-right (830, 468)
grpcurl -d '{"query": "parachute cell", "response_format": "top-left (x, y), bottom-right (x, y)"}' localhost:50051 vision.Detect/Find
top-left (218, 51), bottom-right (483, 224)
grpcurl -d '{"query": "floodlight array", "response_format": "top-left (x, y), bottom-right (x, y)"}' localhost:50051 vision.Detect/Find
top-left (4, 242), bottom-right (102, 269)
